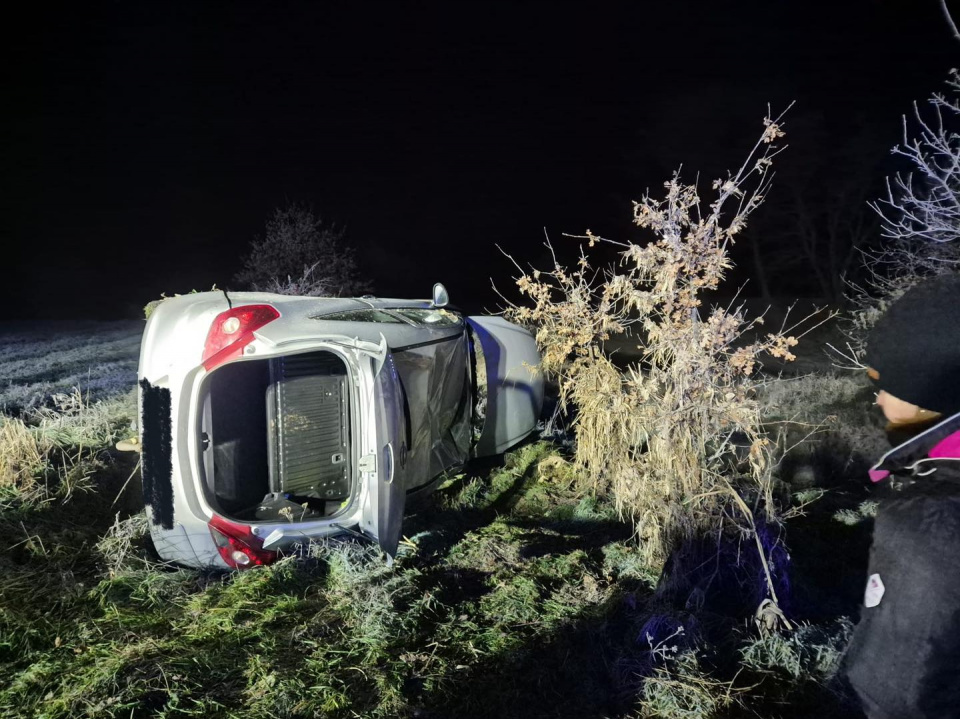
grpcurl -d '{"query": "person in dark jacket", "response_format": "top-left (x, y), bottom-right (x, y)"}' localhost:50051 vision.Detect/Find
top-left (843, 275), bottom-right (960, 719)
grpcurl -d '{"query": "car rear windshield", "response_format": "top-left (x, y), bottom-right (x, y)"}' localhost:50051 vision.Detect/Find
top-left (311, 309), bottom-right (402, 323)
top-left (311, 307), bottom-right (463, 328)
top-left (393, 309), bottom-right (462, 328)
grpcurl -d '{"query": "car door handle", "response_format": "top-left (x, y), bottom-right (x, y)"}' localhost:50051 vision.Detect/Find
top-left (383, 443), bottom-right (395, 484)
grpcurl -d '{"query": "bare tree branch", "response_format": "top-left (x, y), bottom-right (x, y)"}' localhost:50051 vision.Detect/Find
top-left (235, 203), bottom-right (369, 297)
top-left (868, 74), bottom-right (960, 249)
top-left (941, 0), bottom-right (960, 43)
top-left (845, 74), bottom-right (960, 353)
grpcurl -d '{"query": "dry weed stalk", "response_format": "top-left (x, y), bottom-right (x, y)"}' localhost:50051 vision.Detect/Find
top-left (505, 111), bottom-right (799, 601)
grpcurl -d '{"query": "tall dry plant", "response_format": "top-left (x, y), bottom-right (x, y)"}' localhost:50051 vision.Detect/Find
top-left (505, 111), bottom-right (801, 614)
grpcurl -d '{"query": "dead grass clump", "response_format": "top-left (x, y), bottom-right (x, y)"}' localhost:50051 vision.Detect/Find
top-left (536, 453), bottom-right (578, 488)
top-left (96, 512), bottom-right (151, 577)
top-left (0, 389), bottom-right (134, 508)
top-left (0, 417), bottom-right (51, 496)
top-left (31, 388), bottom-right (134, 449)
top-left (505, 111), bottom-right (806, 595)
top-left (739, 618), bottom-right (853, 683)
top-left (638, 651), bottom-right (739, 719)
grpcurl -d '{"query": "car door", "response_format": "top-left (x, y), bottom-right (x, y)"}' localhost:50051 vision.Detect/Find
top-left (359, 351), bottom-right (409, 559)
top-left (466, 316), bottom-right (544, 457)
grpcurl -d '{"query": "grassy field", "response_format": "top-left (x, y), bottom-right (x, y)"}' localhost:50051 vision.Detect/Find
top-left (0, 322), bottom-right (884, 718)
top-left (0, 321), bottom-right (141, 414)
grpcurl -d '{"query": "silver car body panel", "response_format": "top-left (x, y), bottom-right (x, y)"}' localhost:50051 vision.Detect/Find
top-left (467, 315), bottom-right (544, 456)
top-left (138, 291), bottom-right (542, 568)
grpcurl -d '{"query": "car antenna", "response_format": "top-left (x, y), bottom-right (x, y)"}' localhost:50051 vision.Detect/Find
top-left (222, 289), bottom-right (233, 309)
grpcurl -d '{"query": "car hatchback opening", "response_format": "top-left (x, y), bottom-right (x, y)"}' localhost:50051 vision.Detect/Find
top-left (200, 349), bottom-right (355, 524)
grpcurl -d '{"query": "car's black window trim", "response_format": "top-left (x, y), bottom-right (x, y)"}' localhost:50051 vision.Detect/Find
top-left (391, 331), bottom-right (463, 353)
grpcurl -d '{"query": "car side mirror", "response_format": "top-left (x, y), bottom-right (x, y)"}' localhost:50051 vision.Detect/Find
top-left (432, 283), bottom-right (450, 308)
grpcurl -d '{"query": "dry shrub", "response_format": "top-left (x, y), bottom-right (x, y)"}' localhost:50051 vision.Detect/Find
top-left (505, 111), bottom-right (804, 604)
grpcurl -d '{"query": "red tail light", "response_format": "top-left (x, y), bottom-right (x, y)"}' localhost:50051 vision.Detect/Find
top-left (202, 304), bottom-right (280, 371)
top-left (208, 515), bottom-right (278, 569)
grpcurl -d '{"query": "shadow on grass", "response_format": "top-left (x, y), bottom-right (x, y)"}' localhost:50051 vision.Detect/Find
top-left (416, 587), bottom-right (644, 719)
top-left (403, 437), bottom-right (548, 561)
top-left (785, 485), bottom-right (874, 622)
top-left (407, 529), bottom-right (864, 719)
top-left (400, 445), bottom-right (870, 718)
top-left (395, 442), bottom-right (653, 717)
top-left (508, 516), bottom-right (634, 560)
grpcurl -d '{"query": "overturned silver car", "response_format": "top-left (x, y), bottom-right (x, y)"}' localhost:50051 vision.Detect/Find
top-left (137, 286), bottom-right (543, 569)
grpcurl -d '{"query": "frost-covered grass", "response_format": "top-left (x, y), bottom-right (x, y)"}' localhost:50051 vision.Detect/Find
top-left (0, 321), bottom-right (141, 414)
top-left (0, 324), bottom-right (876, 718)
top-left (0, 429), bottom-right (869, 718)
top-left (0, 439), bottom-right (645, 718)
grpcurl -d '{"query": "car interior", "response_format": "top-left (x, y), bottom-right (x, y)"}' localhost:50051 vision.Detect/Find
top-left (202, 350), bottom-right (353, 523)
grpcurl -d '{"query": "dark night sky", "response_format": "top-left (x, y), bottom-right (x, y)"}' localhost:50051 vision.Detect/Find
top-left (3, 2), bottom-right (958, 319)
